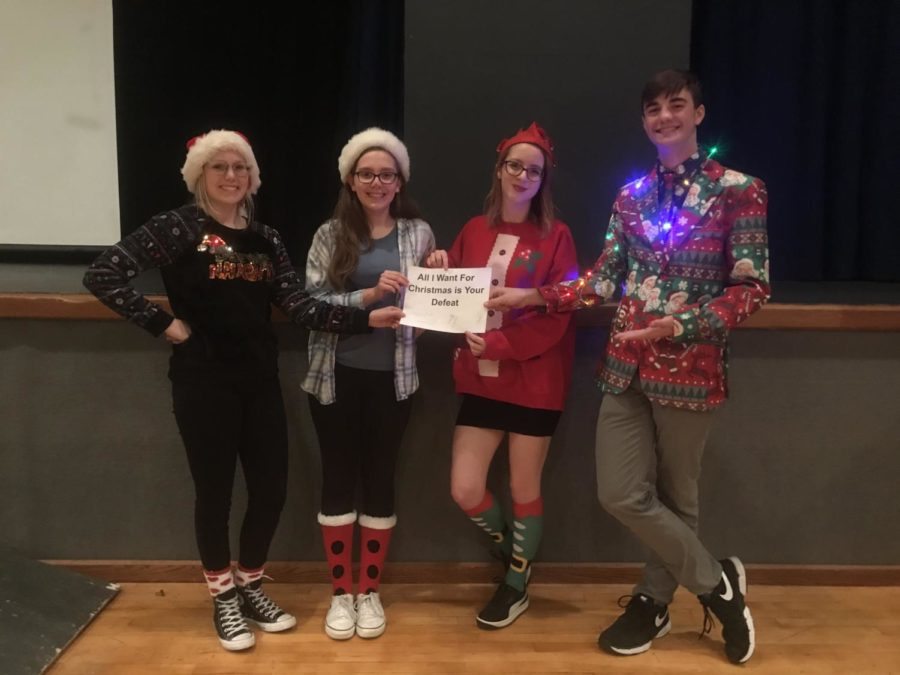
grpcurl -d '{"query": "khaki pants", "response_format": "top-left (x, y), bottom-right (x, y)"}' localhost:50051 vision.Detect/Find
top-left (595, 380), bottom-right (723, 603)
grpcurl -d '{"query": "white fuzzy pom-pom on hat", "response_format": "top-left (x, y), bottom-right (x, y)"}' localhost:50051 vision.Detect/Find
top-left (337, 127), bottom-right (410, 182)
top-left (180, 129), bottom-right (261, 195)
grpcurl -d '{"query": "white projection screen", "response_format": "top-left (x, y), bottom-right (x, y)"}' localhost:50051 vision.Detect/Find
top-left (0, 0), bottom-right (120, 247)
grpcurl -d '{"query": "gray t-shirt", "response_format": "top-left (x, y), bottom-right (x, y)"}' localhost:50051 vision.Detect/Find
top-left (335, 226), bottom-right (400, 371)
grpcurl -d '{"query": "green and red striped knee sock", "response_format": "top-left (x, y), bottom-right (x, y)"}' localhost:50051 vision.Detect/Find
top-left (463, 491), bottom-right (511, 560)
top-left (505, 497), bottom-right (543, 592)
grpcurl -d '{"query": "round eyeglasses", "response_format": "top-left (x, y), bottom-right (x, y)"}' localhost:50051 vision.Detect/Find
top-left (503, 160), bottom-right (544, 182)
top-left (207, 162), bottom-right (251, 177)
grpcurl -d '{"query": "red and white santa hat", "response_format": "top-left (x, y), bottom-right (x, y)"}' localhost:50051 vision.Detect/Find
top-left (180, 129), bottom-right (261, 195)
top-left (496, 122), bottom-right (555, 166)
top-left (337, 127), bottom-right (410, 182)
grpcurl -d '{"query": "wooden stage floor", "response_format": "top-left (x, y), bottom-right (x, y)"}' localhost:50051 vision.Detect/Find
top-left (52, 582), bottom-right (900, 674)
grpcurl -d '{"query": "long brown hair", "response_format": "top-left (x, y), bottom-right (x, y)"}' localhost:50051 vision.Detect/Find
top-left (483, 144), bottom-right (556, 235)
top-left (327, 149), bottom-right (422, 291)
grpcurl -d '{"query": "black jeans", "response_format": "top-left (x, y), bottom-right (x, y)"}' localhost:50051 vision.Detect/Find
top-left (172, 375), bottom-right (288, 570)
top-left (308, 363), bottom-right (412, 518)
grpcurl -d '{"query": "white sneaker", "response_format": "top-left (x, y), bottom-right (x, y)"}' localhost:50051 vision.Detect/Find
top-left (325, 593), bottom-right (357, 640)
top-left (355, 592), bottom-right (386, 639)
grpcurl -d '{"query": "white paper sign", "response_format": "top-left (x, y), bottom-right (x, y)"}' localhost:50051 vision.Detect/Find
top-left (400, 266), bottom-right (491, 333)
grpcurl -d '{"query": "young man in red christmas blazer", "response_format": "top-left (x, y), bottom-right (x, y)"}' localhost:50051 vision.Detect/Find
top-left (488, 70), bottom-right (769, 665)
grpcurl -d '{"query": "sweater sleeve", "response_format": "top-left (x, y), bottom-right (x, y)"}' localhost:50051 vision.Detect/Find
top-left (481, 224), bottom-right (579, 361)
top-left (671, 178), bottom-right (770, 344)
top-left (82, 210), bottom-right (198, 337)
top-left (538, 208), bottom-right (626, 312)
top-left (266, 225), bottom-right (371, 334)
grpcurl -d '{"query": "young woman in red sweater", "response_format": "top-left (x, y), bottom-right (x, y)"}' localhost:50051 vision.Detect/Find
top-left (426, 123), bottom-right (578, 628)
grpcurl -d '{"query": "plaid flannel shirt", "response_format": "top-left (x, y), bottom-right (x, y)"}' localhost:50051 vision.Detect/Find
top-left (302, 217), bottom-right (435, 404)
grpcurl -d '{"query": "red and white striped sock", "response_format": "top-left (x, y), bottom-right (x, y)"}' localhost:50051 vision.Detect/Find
top-left (203, 566), bottom-right (235, 597)
top-left (235, 564), bottom-right (265, 588)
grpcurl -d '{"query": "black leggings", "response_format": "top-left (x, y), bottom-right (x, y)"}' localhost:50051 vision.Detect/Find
top-left (308, 363), bottom-right (412, 518)
top-left (172, 376), bottom-right (287, 570)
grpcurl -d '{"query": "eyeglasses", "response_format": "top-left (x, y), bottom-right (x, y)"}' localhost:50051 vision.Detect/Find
top-left (503, 160), bottom-right (544, 182)
top-left (207, 162), bottom-right (251, 177)
top-left (354, 170), bottom-right (399, 185)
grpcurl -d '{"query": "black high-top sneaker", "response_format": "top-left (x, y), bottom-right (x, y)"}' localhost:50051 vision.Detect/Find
top-left (236, 579), bottom-right (297, 632)
top-left (213, 588), bottom-right (255, 651)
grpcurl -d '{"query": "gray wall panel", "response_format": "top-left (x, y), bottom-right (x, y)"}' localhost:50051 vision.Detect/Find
top-left (2, 320), bottom-right (898, 564)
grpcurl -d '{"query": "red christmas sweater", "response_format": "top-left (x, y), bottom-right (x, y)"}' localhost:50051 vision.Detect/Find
top-left (446, 215), bottom-right (578, 410)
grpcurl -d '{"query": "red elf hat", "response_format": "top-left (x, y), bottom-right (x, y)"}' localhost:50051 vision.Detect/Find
top-left (496, 122), bottom-right (555, 165)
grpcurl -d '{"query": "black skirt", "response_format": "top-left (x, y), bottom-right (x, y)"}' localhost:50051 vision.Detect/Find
top-left (456, 394), bottom-right (562, 437)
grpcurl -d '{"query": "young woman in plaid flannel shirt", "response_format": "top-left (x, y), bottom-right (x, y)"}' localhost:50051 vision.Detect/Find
top-left (303, 128), bottom-right (434, 640)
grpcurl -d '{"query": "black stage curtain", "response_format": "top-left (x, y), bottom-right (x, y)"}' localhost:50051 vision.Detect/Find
top-left (691, 0), bottom-right (900, 282)
top-left (113, 0), bottom-right (403, 263)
